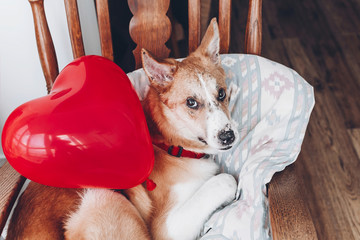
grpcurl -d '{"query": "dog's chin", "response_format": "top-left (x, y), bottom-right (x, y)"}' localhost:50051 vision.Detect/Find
top-left (220, 146), bottom-right (233, 151)
top-left (200, 144), bottom-right (235, 155)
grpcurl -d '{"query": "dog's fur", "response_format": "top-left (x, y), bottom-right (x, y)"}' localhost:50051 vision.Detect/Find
top-left (6, 19), bottom-right (238, 240)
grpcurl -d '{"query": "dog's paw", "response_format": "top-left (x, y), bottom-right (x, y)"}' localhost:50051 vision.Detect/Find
top-left (207, 173), bottom-right (237, 206)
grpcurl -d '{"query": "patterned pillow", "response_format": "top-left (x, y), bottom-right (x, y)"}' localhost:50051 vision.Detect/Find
top-left (128, 54), bottom-right (315, 240)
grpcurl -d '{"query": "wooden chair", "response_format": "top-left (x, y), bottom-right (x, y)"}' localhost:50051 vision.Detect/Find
top-left (0, 0), bottom-right (318, 239)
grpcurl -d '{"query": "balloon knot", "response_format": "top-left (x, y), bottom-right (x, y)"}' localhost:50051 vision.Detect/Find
top-left (145, 178), bottom-right (156, 191)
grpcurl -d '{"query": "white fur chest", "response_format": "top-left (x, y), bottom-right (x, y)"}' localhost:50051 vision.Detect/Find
top-left (165, 157), bottom-right (219, 240)
top-left (171, 158), bottom-right (218, 204)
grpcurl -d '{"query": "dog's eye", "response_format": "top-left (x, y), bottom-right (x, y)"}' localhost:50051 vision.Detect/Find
top-left (186, 98), bottom-right (198, 109)
top-left (218, 88), bottom-right (226, 101)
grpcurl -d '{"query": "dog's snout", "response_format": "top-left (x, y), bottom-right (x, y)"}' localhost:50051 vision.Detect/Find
top-left (218, 129), bottom-right (235, 145)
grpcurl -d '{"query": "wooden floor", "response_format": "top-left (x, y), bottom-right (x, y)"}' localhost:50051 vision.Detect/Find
top-left (229, 0), bottom-right (360, 239)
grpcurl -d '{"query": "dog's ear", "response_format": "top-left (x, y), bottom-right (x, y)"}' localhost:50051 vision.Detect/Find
top-left (196, 18), bottom-right (220, 65)
top-left (141, 49), bottom-right (176, 87)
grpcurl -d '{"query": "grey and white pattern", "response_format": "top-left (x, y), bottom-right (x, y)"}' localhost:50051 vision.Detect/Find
top-left (201, 54), bottom-right (314, 239)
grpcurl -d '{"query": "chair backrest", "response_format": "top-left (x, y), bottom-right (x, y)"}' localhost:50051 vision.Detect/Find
top-left (28, 0), bottom-right (262, 93)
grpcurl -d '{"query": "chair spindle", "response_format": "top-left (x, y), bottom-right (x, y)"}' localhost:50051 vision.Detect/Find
top-left (219, 0), bottom-right (231, 54)
top-left (28, 0), bottom-right (59, 93)
top-left (188, 0), bottom-right (201, 54)
top-left (95, 0), bottom-right (114, 61)
top-left (245, 0), bottom-right (262, 55)
top-left (64, 0), bottom-right (85, 59)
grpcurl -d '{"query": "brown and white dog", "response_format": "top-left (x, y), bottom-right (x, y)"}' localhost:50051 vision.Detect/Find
top-left (6, 19), bottom-right (238, 240)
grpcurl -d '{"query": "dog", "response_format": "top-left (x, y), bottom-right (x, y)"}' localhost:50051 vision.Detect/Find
top-left (6, 18), bottom-right (239, 240)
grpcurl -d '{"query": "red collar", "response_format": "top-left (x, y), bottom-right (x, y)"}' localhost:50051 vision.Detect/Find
top-left (153, 142), bottom-right (206, 159)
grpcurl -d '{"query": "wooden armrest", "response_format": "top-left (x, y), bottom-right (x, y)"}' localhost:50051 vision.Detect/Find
top-left (0, 161), bottom-right (26, 234)
top-left (268, 163), bottom-right (317, 239)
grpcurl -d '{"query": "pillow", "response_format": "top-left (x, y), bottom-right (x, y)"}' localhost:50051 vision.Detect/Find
top-left (128, 54), bottom-right (315, 240)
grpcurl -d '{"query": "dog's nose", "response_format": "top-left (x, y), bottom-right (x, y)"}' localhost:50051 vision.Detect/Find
top-left (218, 129), bottom-right (235, 145)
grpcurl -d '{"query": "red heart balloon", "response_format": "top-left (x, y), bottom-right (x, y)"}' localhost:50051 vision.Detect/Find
top-left (2, 55), bottom-right (154, 189)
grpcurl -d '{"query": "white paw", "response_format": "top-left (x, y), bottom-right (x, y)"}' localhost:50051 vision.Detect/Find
top-left (207, 173), bottom-right (237, 206)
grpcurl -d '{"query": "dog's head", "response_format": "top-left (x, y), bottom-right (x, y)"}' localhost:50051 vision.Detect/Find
top-left (142, 19), bottom-right (238, 154)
